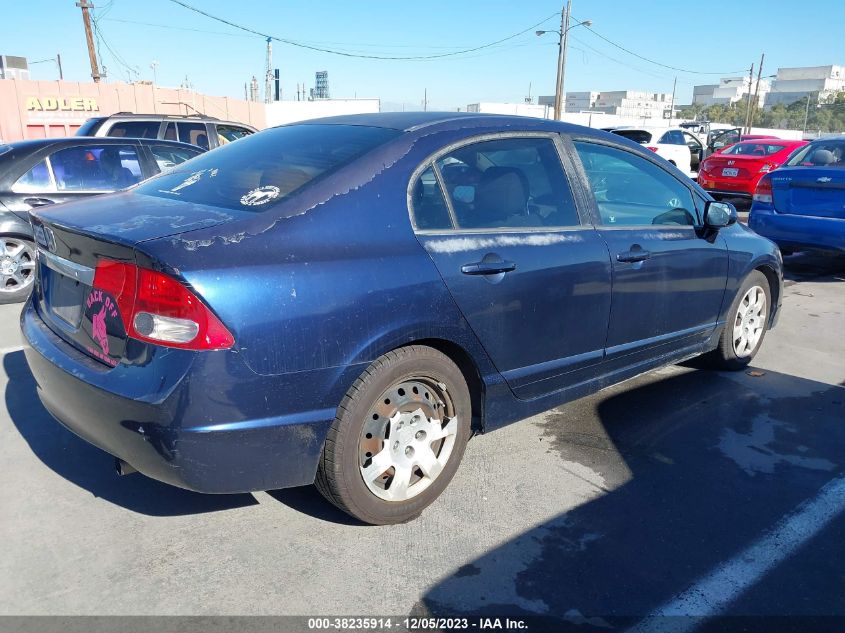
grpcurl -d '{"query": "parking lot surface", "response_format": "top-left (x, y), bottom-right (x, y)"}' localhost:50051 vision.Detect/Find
top-left (1, 254), bottom-right (843, 628)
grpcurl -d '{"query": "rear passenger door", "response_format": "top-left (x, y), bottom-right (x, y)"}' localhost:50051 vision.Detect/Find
top-left (411, 134), bottom-right (612, 399)
top-left (571, 139), bottom-right (728, 368)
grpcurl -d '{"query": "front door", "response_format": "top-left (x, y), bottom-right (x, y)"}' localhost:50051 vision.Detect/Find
top-left (571, 140), bottom-right (729, 366)
top-left (410, 135), bottom-right (612, 399)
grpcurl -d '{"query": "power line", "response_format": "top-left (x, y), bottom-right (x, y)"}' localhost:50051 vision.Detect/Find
top-left (166, 0), bottom-right (558, 61)
top-left (573, 16), bottom-right (745, 76)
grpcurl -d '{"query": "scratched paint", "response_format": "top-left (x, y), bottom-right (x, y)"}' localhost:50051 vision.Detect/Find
top-left (424, 233), bottom-right (584, 254)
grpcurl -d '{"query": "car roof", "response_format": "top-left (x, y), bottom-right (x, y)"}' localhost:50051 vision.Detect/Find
top-left (287, 111), bottom-right (586, 133)
top-left (3, 137), bottom-right (203, 152)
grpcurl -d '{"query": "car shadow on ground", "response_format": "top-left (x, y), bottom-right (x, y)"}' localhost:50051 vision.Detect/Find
top-left (4, 350), bottom-right (258, 516)
top-left (782, 252), bottom-right (845, 283)
top-left (420, 367), bottom-right (845, 630)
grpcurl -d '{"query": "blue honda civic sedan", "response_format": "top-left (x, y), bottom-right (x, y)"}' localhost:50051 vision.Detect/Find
top-left (22, 113), bottom-right (783, 524)
top-left (749, 138), bottom-right (845, 256)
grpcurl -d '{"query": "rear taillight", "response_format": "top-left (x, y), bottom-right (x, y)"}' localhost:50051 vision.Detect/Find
top-left (759, 163), bottom-right (775, 173)
top-left (753, 175), bottom-right (773, 204)
top-left (93, 260), bottom-right (234, 350)
top-left (646, 146), bottom-right (659, 153)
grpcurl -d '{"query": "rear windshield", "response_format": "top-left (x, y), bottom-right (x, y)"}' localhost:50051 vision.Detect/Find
top-left (135, 124), bottom-right (401, 211)
top-left (610, 130), bottom-right (652, 144)
top-left (75, 117), bottom-right (107, 136)
top-left (786, 141), bottom-right (845, 167)
top-left (722, 143), bottom-right (787, 156)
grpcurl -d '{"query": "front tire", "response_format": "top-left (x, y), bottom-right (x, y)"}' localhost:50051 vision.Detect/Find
top-left (316, 345), bottom-right (471, 525)
top-left (706, 270), bottom-right (771, 370)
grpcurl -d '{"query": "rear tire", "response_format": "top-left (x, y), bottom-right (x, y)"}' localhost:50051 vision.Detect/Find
top-left (316, 345), bottom-right (471, 525)
top-left (0, 236), bottom-right (35, 305)
top-left (704, 270), bottom-right (771, 371)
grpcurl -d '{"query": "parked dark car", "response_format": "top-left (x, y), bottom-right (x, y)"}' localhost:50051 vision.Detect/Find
top-left (749, 138), bottom-right (845, 256)
top-left (0, 137), bottom-right (204, 303)
top-left (76, 113), bottom-right (257, 150)
top-left (21, 113), bottom-right (783, 524)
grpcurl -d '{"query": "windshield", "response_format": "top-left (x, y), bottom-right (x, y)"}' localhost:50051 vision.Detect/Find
top-left (786, 141), bottom-right (845, 167)
top-left (135, 124), bottom-right (401, 211)
top-left (722, 143), bottom-right (788, 156)
top-left (611, 130), bottom-right (652, 144)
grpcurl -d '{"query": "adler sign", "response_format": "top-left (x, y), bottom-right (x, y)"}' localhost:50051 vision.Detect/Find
top-left (26, 97), bottom-right (99, 112)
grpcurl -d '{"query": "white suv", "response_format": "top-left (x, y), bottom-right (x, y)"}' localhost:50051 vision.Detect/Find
top-left (609, 127), bottom-right (703, 178)
top-left (76, 114), bottom-right (257, 151)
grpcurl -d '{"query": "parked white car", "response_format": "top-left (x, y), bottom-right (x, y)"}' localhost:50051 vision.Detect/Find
top-left (609, 127), bottom-right (703, 178)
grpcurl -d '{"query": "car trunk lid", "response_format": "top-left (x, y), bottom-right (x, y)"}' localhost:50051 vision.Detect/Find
top-left (703, 153), bottom-right (765, 179)
top-left (771, 168), bottom-right (845, 218)
top-left (31, 217), bottom-right (138, 367)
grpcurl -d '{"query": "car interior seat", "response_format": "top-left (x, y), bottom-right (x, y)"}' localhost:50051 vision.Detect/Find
top-left (811, 149), bottom-right (836, 166)
top-left (472, 166), bottom-right (529, 228)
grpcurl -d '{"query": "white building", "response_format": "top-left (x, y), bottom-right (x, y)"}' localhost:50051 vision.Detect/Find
top-left (692, 76), bottom-right (770, 107)
top-left (765, 65), bottom-right (845, 107)
top-left (466, 102), bottom-right (551, 118)
top-left (542, 90), bottom-right (673, 119)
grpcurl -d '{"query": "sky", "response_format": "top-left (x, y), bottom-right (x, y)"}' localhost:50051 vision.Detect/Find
top-left (5, 0), bottom-right (845, 111)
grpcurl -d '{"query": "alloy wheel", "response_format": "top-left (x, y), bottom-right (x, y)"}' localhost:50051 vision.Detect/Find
top-left (732, 285), bottom-right (767, 358)
top-left (0, 238), bottom-right (35, 296)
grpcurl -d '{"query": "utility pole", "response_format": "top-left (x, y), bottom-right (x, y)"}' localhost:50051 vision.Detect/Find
top-left (57, 54), bottom-right (64, 80)
top-left (669, 76), bottom-right (677, 123)
top-left (748, 53), bottom-right (765, 131)
top-left (423, 88), bottom-right (427, 111)
top-left (76, 0), bottom-right (101, 82)
top-left (802, 93), bottom-right (812, 133)
top-left (742, 63), bottom-right (754, 133)
top-left (554, 1), bottom-right (572, 121)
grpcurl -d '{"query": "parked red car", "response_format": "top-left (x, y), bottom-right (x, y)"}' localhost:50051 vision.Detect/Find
top-left (698, 139), bottom-right (808, 201)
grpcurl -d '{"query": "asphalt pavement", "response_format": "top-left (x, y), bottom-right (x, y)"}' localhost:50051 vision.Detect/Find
top-left (1, 253), bottom-right (843, 631)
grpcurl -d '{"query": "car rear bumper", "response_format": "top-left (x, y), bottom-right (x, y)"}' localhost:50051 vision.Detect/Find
top-left (749, 208), bottom-right (845, 254)
top-left (21, 300), bottom-right (353, 494)
top-left (704, 189), bottom-right (753, 200)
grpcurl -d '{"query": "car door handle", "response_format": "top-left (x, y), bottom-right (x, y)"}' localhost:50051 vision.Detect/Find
top-left (461, 261), bottom-right (517, 275)
top-left (617, 248), bottom-right (651, 263)
top-left (23, 197), bottom-right (55, 208)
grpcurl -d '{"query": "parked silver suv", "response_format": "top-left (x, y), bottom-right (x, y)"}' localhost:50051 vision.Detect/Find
top-left (75, 113), bottom-right (257, 150)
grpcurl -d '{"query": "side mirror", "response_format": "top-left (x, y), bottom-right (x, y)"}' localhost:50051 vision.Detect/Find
top-left (704, 201), bottom-right (737, 229)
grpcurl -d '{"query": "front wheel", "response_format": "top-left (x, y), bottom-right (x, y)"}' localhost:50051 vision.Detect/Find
top-left (316, 345), bottom-right (471, 525)
top-left (705, 270), bottom-right (771, 370)
top-left (0, 236), bottom-right (36, 305)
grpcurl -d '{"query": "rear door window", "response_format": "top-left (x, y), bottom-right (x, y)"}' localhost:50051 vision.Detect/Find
top-left (215, 124), bottom-right (253, 145)
top-left (411, 166), bottom-right (452, 230)
top-left (611, 130), bottom-right (652, 144)
top-left (433, 137), bottom-right (579, 229)
top-left (136, 124), bottom-right (400, 211)
top-left (177, 123), bottom-right (210, 149)
top-left (12, 159), bottom-right (55, 192)
top-left (107, 121), bottom-right (161, 139)
top-left (48, 145), bottom-right (143, 191)
top-left (148, 144), bottom-right (202, 173)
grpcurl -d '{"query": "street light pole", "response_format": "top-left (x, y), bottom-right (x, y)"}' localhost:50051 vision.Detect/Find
top-left (537, 5), bottom-right (590, 121)
top-left (554, 2), bottom-right (571, 121)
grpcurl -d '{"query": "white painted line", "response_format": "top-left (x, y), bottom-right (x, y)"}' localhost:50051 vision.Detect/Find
top-left (627, 474), bottom-right (845, 633)
top-left (0, 345), bottom-right (24, 355)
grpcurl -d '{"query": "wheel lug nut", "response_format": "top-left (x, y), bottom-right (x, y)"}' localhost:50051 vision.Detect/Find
top-left (392, 441), bottom-right (399, 450)
top-left (415, 430), bottom-right (426, 441)
top-left (405, 446), bottom-right (415, 458)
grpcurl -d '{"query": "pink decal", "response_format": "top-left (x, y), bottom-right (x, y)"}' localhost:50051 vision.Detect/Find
top-left (92, 305), bottom-right (109, 355)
